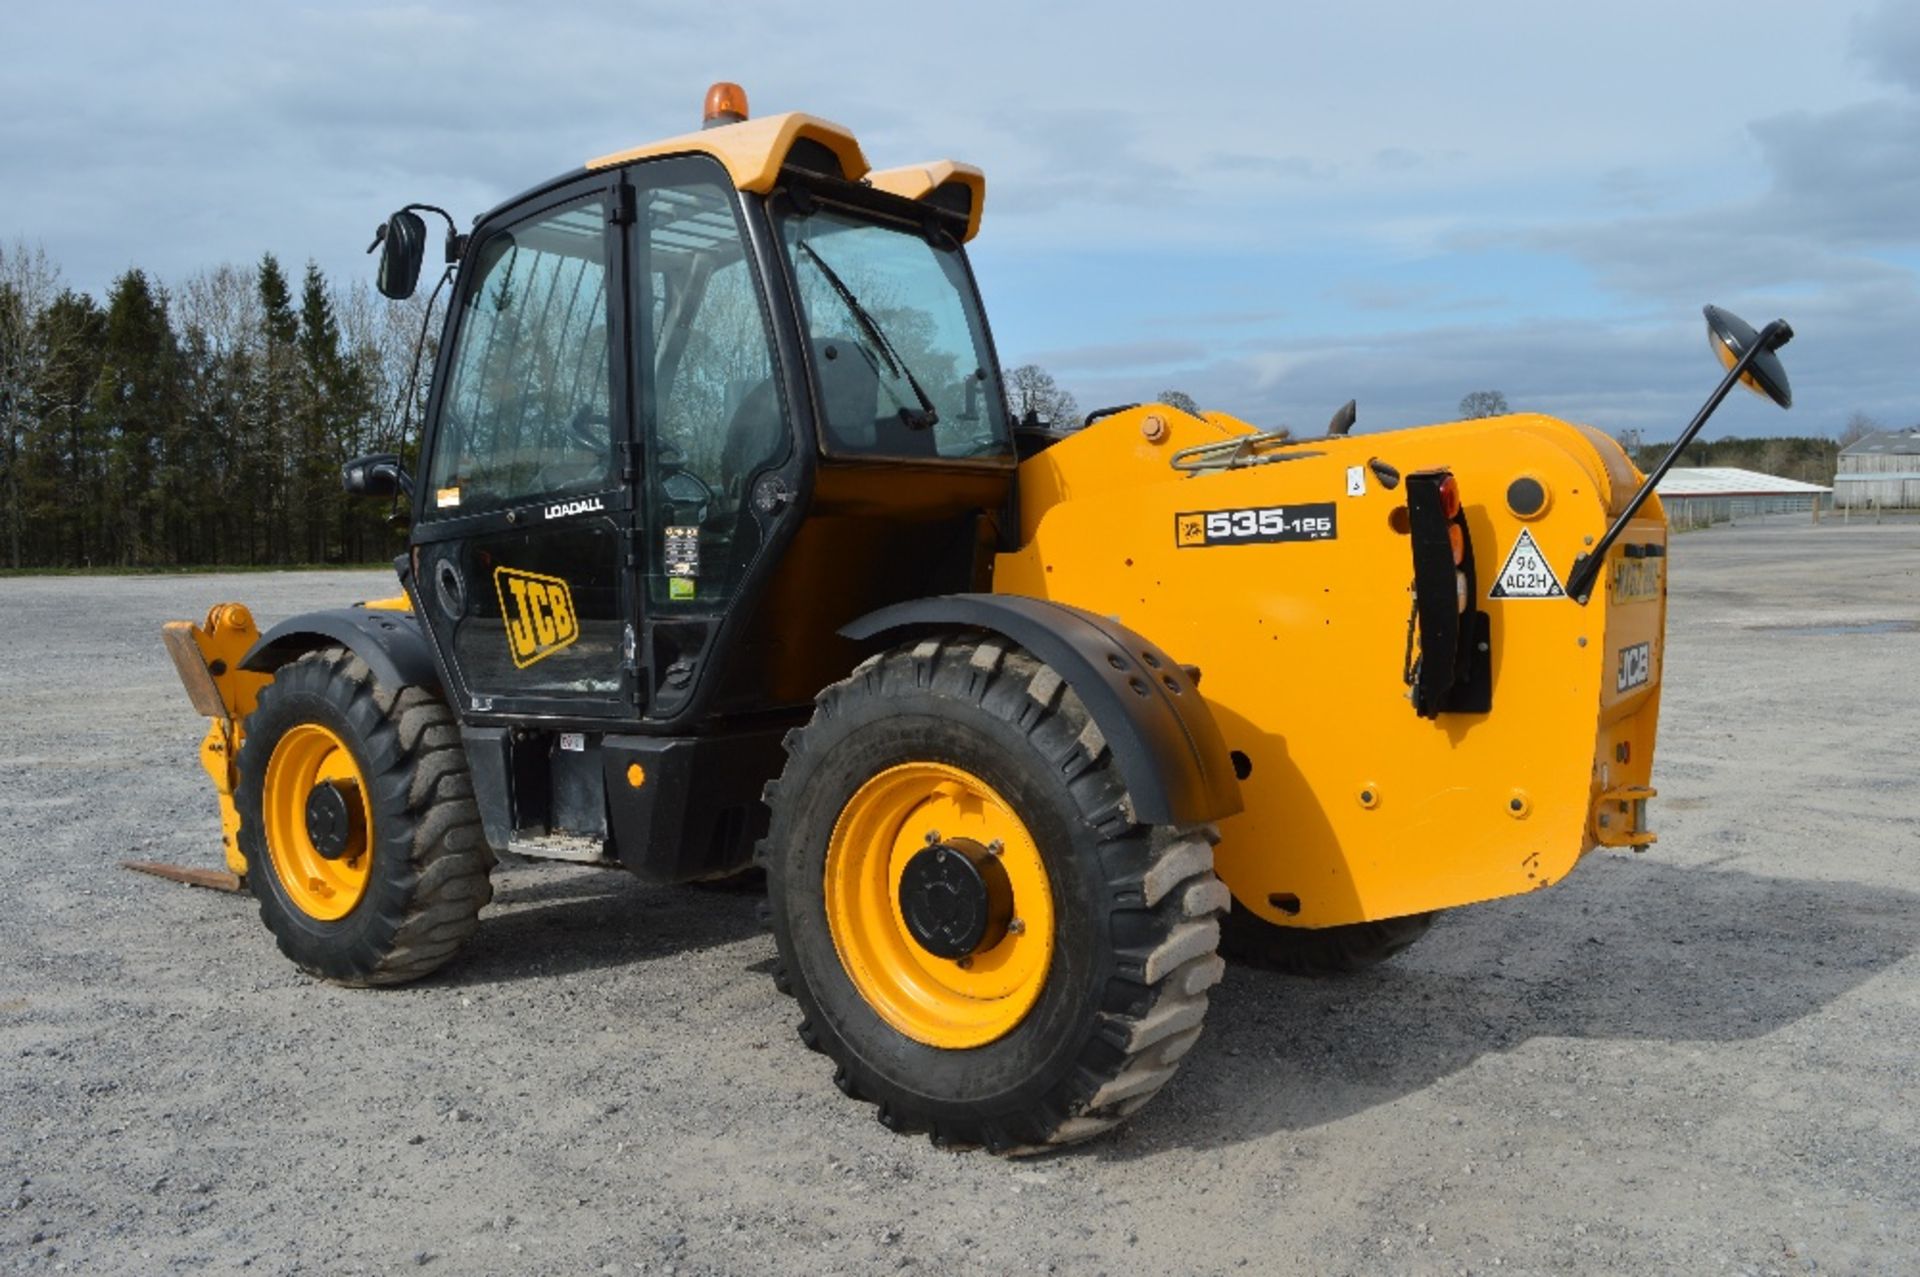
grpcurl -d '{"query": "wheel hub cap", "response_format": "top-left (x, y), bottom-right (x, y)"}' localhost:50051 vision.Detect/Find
top-left (304, 779), bottom-right (363, 861)
top-left (898, 838), bottom-right (1013, 959)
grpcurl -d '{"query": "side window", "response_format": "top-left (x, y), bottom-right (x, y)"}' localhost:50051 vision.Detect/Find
top-left (640, 180), bottom-right (786, 609)
top-left (427, 200), bottom-right (612, 514)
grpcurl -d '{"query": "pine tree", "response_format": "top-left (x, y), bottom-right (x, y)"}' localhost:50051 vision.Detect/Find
top-left (91, 271), bottom-right (178, 564)
top-left (34, 292), bottom-right (106, 564)
top-left (257, 254), bottom-right (299, 562)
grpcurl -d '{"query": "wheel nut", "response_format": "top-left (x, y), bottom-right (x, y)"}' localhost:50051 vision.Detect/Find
top-left (986, 839), bottom-right (1004, 857)
top-left (1008, 918), bottom-right (1026, 936)
top-left (956, 955), bottom-right (973, 969)
top-left (924, 829), bottom-right (941, 845)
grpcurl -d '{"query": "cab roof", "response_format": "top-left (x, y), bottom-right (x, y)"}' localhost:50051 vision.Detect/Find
top-left (585, 111), bottom-right (985, 242)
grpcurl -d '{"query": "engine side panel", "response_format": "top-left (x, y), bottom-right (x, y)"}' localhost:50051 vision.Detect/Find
top-left (993, 407), bottom-right (1664, 928)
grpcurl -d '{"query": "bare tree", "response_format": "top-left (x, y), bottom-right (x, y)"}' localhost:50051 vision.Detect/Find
top-left (1003, 364), bottom-right (1079, 429)
top-left (1458, 390), bottom-right (1509, 419)
top-left (1, 241), bottom-right (94, 568)
top-left (1158, 389), bottom-right (1202, 417)
top-left (1838, 411), bottom-right (1880, 448)
top-left (1757, 437), bottom-right (1794, 477)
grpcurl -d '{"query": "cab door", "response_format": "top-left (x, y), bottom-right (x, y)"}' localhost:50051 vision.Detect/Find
top-left (411, 177), bottom-right (638, 720)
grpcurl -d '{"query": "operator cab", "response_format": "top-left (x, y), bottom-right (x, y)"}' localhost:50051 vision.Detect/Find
top-left (369, 85), bottom-right (1014, 732)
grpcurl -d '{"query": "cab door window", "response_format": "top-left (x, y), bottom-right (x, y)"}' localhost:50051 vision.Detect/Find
top-left (427, 201), bottom-right (614, 514)
top-left (414, 190), bottom-right (629, 713)
top-left (638, 176), bottom-right (787, 609)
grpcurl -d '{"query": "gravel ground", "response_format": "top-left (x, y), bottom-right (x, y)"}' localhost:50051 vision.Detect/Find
top-left (3, 518), bottom-right (1917, 1276)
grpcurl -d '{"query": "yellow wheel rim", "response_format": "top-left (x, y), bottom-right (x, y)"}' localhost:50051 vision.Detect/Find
top-left (262, 723), bottom-right (374, 921)
top-left (824, 762), bottom-right (1055, 1049)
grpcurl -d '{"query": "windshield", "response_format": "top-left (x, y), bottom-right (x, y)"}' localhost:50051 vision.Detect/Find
top-left (778, 201), bottom-right (1011, 462)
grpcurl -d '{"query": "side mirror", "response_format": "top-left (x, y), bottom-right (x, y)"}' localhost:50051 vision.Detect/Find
top-left (342, 452), bottom-right (411, 499)
top-left (1704, 304), bottom-right (1793, 409)
top-left (1564, 303), bottom-right (1793, 603)
top-left (372, 211), bottom-right (428, 300)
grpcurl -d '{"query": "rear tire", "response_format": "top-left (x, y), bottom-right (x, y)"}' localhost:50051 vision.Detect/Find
top-left (1221, 903), bottom-right (1434, 976)
top-left (235, 647), bottom-right (493, 986)
top-left (761, 635), bottom-right (1228, 1152)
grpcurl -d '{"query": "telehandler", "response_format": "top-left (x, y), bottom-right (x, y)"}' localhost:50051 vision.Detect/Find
top-left (158, 84), bottom-right (1794, 1152)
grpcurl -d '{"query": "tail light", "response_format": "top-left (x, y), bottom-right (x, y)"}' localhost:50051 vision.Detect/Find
top-left (1403, 469), bottom-right (1491, 718)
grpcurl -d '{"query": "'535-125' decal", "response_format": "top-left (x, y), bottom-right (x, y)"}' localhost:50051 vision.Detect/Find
top-left (1175, 503), bottom-right (1338, 547)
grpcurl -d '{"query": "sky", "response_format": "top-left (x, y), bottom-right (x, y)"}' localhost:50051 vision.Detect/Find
top-left (4, 0), bottom-right (1915, 441)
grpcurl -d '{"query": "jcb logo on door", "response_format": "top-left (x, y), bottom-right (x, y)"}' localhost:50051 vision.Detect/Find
top-left (493, 566), bottom-right (579, 668)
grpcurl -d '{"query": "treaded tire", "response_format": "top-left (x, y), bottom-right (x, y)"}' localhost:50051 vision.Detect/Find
top-left (760, 634), bottom-right (1228, 1153)
top-left (1220, 904), bottom-right (1434, 976)
top-left (235, 647), bottom-right (493, 986)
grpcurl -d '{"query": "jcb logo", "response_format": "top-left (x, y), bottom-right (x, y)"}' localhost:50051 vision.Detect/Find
top-left (1616, 641), bottom-right (1651, 693)
top-left (493, 566), bottom-right (579, 668)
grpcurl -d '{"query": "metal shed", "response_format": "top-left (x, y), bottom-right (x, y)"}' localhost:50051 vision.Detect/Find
top-left (1655, 467), bottom-right (1831, 528)
top-left (1834, 429), bottom-right (1920, 510)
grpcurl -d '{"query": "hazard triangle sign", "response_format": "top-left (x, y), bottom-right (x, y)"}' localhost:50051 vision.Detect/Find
top-left (1487, 528), bottom-right (1565, 599)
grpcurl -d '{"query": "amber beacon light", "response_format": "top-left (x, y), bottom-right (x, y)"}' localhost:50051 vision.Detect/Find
top-left (703, 82), bottom-right (749, 128)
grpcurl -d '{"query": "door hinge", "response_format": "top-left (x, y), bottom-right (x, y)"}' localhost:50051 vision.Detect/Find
top-left (608, 183), bottom-right (636, 226)
top-left (618, 440), bottom-right (638, 484)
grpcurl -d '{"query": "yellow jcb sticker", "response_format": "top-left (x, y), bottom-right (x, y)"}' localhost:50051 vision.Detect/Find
top-left (494, 566), bottom-right (580, 668)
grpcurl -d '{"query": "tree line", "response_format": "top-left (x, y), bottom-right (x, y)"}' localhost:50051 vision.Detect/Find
top-left (0, 242), bottom-right (433, 570)
top-left (19, 231), bottom-right (1874, 574)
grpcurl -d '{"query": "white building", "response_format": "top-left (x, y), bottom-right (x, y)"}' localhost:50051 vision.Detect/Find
top-left (1655, 467), bottom-right (1830, 526)
top-left (1834, 429), bottom-right (1920, 509)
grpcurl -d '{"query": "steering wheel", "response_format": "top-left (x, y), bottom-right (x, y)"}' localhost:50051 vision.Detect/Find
top-left (659, 468), bottom-right (715, 522)
top-left (565, 405), bottom-right (609, 453)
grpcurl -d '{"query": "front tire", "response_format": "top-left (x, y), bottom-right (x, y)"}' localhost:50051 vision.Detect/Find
top-left (234, 648), bottom-right (492, 986)
top-left (762, 635), bottom-right (1228, 1152)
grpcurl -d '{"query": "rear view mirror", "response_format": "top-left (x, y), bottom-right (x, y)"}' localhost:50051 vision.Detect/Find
top-left (372, 211), bottom-right (428, 301)
top-left (1704, 305), bottom-right (1793, 409)
top-left (342, 452), bottom-right (411, 499)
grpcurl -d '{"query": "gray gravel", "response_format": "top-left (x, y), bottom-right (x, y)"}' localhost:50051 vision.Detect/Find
top-left (3, 519), bottom-right (1917, 1276)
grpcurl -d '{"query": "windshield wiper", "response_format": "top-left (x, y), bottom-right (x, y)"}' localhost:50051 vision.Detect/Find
top-left (795, 240), bottom-right (939, 431)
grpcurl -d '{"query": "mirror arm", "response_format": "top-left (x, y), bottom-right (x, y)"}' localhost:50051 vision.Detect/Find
top-left (401, 203), bottom-right (465, 263)
top-left (1565, 318), bottom-right (1790, 604)
top-left (383, 461), bottom-right (415, 500)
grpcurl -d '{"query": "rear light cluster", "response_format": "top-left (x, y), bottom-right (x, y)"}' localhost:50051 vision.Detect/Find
top-left (1441, 475), bottom-right (1468, 612)
top-left (1402, 467), bottom-right (1490, 718)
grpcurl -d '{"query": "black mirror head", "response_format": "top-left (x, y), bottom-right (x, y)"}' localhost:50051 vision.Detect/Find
top-left (1704, 304), bottom-right (1793, 409)
top-left (375, 210), bottom-right (428, 301)
top-left (342, 452), bottom-right (406, 498)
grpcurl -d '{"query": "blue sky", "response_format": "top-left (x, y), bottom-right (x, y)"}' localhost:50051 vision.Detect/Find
top-left (4, 0), bottom-right (1914, 440)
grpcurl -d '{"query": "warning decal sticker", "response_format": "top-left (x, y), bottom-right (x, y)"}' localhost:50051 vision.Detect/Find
top-left (664, 525), bottom-right (700, 578)
top-left (1488, 528), bottom-right (1565, 599)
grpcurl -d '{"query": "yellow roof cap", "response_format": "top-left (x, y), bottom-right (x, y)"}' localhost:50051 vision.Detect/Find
top-left (587, 111), bottom-right (869, 194)
top-left (865, 161), bottom-right (986, 242)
